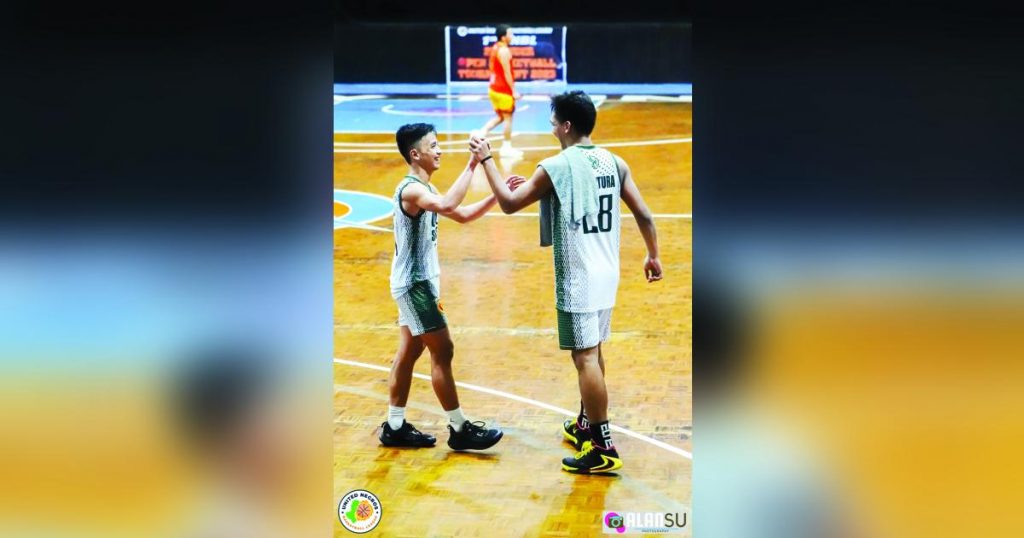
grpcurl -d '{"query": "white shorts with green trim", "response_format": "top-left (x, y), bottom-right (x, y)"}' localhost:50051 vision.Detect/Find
top-left (396, 278), bottom-right (447, 336)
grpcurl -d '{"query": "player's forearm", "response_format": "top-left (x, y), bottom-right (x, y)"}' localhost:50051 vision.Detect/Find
top-left (456, 195), bottom-right (497, 223)
top-left (480, 159), bottom-right (516, 212)
top-left (441, 162), bottom-right (476, 210)
top-left (636, 214), bottom-right (660, 258)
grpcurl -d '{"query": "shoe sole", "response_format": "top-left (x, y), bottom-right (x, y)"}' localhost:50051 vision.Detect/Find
top-left (379, 437), bottom-right (436, 448)
top-left (448, 430), bottom-right (504, 451)
top-left (561, 458), bottom-right (623, 474)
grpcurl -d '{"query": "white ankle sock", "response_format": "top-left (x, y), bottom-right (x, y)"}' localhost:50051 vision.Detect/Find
top-left (447, 407), bottom-right (468, 432)
top-left (387, 405), bottom-right (405, 430)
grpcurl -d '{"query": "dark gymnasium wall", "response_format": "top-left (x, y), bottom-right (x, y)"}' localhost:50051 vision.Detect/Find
top-left (334, 1), bottom-right (692, 84)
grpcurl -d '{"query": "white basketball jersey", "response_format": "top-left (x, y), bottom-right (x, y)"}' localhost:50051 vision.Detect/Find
top-left (548, 146), bottom-right (622, 312)
top-left (389, 176), bottom-right (440, 298)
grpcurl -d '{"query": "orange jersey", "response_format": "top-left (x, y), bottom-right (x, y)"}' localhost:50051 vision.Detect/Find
top-left (488, 42), bottom-right (513, 95)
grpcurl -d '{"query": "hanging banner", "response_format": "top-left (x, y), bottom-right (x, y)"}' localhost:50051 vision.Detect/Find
top-left (445, 25), bottom-right (567, 87)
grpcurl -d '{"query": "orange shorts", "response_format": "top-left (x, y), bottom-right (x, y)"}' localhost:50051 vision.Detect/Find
top-left (488, 89), bottom-right (515, 114)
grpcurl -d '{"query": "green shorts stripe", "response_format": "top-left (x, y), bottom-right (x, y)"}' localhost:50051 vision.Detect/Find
top-left (397, 279), bottom-right (447, 336)
top-left (557, 308), bottom-right (612, 350)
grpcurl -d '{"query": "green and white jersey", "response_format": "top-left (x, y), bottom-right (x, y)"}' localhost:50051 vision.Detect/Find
top-left (546, 146), bottom-right (622, 312)
top-left (390, 176), bottom-right (440, 298)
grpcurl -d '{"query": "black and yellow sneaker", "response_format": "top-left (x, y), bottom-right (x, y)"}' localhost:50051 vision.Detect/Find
top-left (562, 418), bottom-right (591, 451)
top-left (447, 420), bottom-right (503, 451)
top-left (561, 441), bottom-right (623, 474)
top-left (379, 421), bottom-right (436, 448)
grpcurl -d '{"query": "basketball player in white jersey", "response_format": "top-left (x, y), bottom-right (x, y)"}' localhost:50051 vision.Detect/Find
top-left (470, 91), bottom-right (663, 473)
top-left (382, 123), bottom-right (523, 451)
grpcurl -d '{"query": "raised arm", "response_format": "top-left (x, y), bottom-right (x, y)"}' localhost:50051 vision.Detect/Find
top-left (448, 176), bottom-right (526, 223)
top-left (617, 155), bottom-right (663, 282)
top-left (402, 157), bottom-right (478, 217)
top-left (470, 137), bottom-right (551, 214)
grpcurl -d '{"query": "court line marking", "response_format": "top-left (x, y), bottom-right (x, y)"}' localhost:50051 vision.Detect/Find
top-left (334, 137), bottom-right (691, 154)
top-left (334, 189), bottom-right (394, 231)
top-left (337, 323), bottom-right (555, 336)
top-left (331, 94), bottom-right (683, 104)
top-left (335, 134), bottom-right (549, 147)
top-left (334, 220), bottom-right (392, 232)
top-left (334, 357), bottom-right (692, 460)
top-left (334, 129), bottom-right (561, 135)
top-left (484, 212), bottom-right (692, 219)
top-left (334, 94), bottom-right (387, 104)
top-left (332, 213), bottom-right (690, 225)
top-left (620, 95), bottom-right (692, 103)
top-left (332, 213), bottom-right (690, 228)
top-left (333, 200), bottom-right (351, 216)
top-left (381, 103), bottom-right (532, 117)
top-left (333, 323), bottom-right (661, 339)
top-left (382, 94), bottom-right (606, 105)
top-left (335, 136), bottom-right (528, 148)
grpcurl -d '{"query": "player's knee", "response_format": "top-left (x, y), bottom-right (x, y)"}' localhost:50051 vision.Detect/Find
top-left (396, 346), bottom-right (421, 366)
top-left (405, 343), bottom-right (425, 362)
top-left (571, 348), bottom-right (600, 371)
top-left (432, 343), bottom-right (454, 364)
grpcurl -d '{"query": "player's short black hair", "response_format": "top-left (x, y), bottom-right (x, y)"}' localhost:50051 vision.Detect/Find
top-left (396, 123), bottom-right (436, 164)
top-left (550, 90), bottom-right (597, 136)
top-left (496, 24), bottom-right (511, 39)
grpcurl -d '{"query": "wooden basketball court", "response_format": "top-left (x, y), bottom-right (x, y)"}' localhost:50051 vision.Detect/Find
top-left (334, 98), bottom-right (691, 536)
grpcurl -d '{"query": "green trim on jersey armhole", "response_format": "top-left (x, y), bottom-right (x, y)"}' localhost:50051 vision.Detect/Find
top-left (611, 150), bottom-right (625, 194)
top-left (397, 179), bottom-right (425, 219)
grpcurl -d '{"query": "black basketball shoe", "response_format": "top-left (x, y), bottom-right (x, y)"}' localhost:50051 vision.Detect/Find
top-left (447, 420), bottom-right (504, 450)
top-left (562, 418), bottom-right (591, 451)
top-left (379, 420), bottom-right (436, 448)
top-left (561, 441), bottom-right (623, 474)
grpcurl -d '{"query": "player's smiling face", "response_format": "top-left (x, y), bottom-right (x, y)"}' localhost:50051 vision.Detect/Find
top-left (411, 132), bottom-right (442, 172)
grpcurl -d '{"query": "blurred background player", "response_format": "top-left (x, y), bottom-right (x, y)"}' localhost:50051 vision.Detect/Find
top-left (174, 345), bottom-right (316, 537)
top-left (475, 24), bottom-right (522, 158)
top-left (382, 122), bottom-right (523, 451)
top-left (470, 91), bottom-right (664, 473)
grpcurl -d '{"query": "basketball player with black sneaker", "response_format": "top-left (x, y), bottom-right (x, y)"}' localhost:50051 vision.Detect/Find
top-left (380, 123), bottom-right (524, 451)
top-left (471, 91), bottom-right (663, 473)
